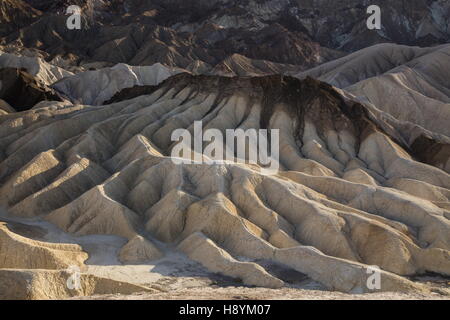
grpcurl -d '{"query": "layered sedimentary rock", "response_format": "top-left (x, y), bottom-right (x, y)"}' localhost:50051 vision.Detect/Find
top-left (298, 43), bottom-right (450, 171)
top-left (0, 99), bottom-right (14, 114)
top-left (0, 219), bottom-right (157, 299)
top-left (1, 74), bottom-right (448, 294)
top-left (0, 269), bottom-right (157, 300)
top-left (0, 0), bottom-right (41, 37)
top-left (0, 0), bottom-right (447, 300)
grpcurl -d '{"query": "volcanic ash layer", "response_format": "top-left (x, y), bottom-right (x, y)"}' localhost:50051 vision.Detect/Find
top-left (0, 74), bottom-right (449, 296)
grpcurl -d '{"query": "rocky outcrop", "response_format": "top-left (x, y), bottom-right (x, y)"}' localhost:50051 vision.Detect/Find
top-left (52, 63), bottom-right (185, 105)
top-left (297, 43), bottom-right (450, 172)
top-left (0, 269), bottom-right (157, 300)
top-left (0, 68), bottom-right (64, 111)
top-left (1, 0), bottom-right (448, 300)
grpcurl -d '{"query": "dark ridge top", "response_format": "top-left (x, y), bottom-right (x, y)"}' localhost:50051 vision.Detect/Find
top-left (0, 67), bottom-right (63, 112)
top-left (105, 73), bottom-right (410, 155)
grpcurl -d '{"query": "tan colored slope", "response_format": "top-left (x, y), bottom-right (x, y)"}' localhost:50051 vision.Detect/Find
top-left (0, 269), bottom-right (157, 300)
top-left (0, 50), bottom-right (73, 86)
top-left (178, 232), bottom-right (284, 289)
top-left (296, 43), bottom-right (445, 88)
top-left (0, 74), bottom-right (449, 294)
top-left (0, 221), bottom-right (87, 269)
top-left (0, 219), bottom-right (158, 299)
top-left (211, 54), bottom-right (300, 77)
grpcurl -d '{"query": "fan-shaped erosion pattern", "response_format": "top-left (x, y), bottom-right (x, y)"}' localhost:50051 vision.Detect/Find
top-left (0, 74), bottom-right (449, 295)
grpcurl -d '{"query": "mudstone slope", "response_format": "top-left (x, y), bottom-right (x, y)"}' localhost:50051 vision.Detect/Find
top-left (0, 74), bottom-right (449, 298)
top-left (0, 0), bottom-right (449, 300)
top-left (2, 0), bottom-right (450, 74)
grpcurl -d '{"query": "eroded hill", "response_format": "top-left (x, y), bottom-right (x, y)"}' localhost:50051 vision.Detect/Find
top-left (0, 74), bottom-right (449, 298)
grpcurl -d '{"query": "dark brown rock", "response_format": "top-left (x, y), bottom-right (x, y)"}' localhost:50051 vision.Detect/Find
top-left (411, 134), bottom-right (450, 170)
top-left (0, 68), bottom-right (63, 111)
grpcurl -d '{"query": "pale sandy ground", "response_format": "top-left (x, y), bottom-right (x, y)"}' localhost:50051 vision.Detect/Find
top-left (1, 212), bottom-right (449, 301)
top-left (72, 286), bottom-right (450, 300)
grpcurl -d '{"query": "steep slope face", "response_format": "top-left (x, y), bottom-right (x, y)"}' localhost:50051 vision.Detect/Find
top-left (0, 68), bottom-right (64, 111)
top-left (411, 134), bottom-right (450, 174)
top-left (297, 43), bottom-right (450, 172)
top-left (1, 74), bottom-right (449, 294)
top-left (287, 0), bottom-right (450, 51)
top-left (0, 269), bottom-right (157, 300)
top-left (296, 44), bottom-right (439, 88)
top-left (50, 55), bottom-right (307, 106)
top-left (0, 221), bottom-right (88, 269)
top-left (0, 0), bottom-right (41, 37)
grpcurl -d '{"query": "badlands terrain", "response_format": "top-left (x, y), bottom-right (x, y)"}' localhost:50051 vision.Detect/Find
top-left (0, 1), bottom-right (449, 300)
